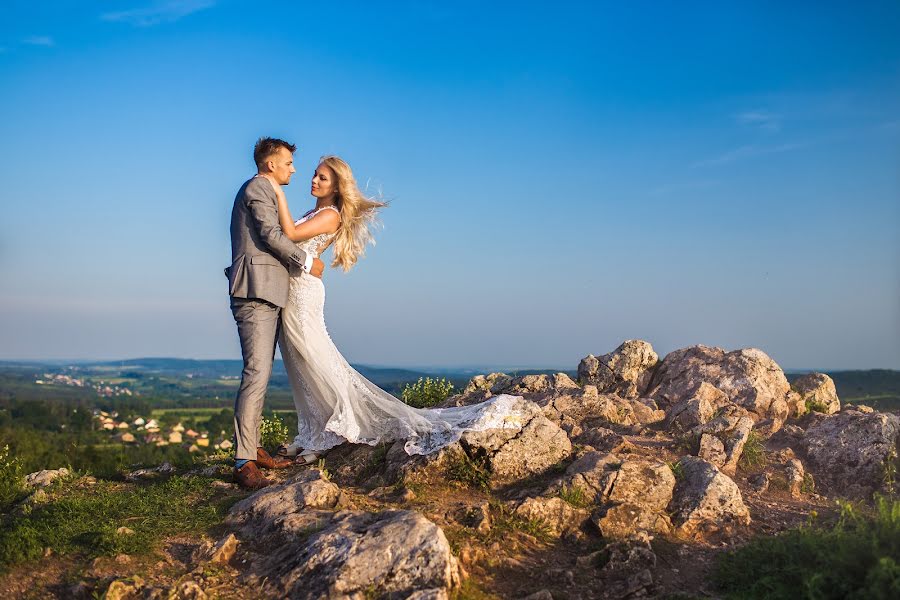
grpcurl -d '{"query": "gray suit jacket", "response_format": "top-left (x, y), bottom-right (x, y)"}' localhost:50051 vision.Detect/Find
top-left (226, 176), bottom-right (308, 308)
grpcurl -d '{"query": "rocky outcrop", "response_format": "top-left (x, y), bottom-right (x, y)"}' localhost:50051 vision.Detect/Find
top-left (253, 510), bottom-right (461, 599)
top-left (551, 452), bottom-right (675, 539)
top-left (647, 345), bottom-right (791, 433)
top-left (801, 406), bottom-right (900, 497)
top-left (577, 340), bottom-right (659, 399)
top-left (668, 457), bottom-right (751, 539)
top-left (792, 372), bottom-right (841, 415)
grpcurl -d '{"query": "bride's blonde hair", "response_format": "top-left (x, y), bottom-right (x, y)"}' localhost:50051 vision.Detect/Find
top-left (321, 155), bottom-right (387, 272)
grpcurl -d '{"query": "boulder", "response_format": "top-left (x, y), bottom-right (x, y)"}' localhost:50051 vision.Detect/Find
top-left (254, 510), bottom-right (460, 599)
top-left (646, 345), bottom-right (791, 432)
top-left (390, 396), bottom-right (572, 487)
top-left (24, 468), bottom-right (69, 488)
top-left (801, 407), bottom-right (900, 497)
top-left (668, 457), bottom-right (751, 539)
top-left (226, 469), bottom-right (340, 537)
top-left (697, 434), bottom-right (726, 468)
top-left (785, 458), bottom-right (805, 498)
top-left (792, 372), bottom-right (840, 415)
top-left (628, 398), bottom-right (666, 425)
top-left (592, 503), bottom-right (672, 540)
top-left (551, 452), bottom-right (675, 539)
top-left (688, 404), bottom-right (754, 475)
top-left (577, 340), bottom-right (659, 399)
top-left (665, 382), bottom-right (730, 432)
top-left (515, 496), bottom-right (590, 536)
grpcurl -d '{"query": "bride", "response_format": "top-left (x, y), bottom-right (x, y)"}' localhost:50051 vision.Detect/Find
top-left (266, 156), bottom-right (524, 464)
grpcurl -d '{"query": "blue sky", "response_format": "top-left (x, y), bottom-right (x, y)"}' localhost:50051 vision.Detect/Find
top-left (1, 1), bottom-right (898, 370)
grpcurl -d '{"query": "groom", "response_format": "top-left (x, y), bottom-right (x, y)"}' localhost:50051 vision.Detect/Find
top-left (226, 137), bottom-right (324, 489)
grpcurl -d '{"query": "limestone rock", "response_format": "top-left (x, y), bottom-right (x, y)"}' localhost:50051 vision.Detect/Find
top-left (792, 372), bottom-right (840, 415)
top-left (558, 452), bottom-right (675, 511)
top-left (515, 496), bottom-right (590, 537)
top-left (665, 382), bottom-right (730, 432)
top-left (688, 404), bottom-right (754, 475)
top-left (226, 469), bottom-right (340, 537)
top-left (577, 340), bottom-right (659, 399)
top-left (669, 457), bottom-right (751, 539)
top-left (697, 434), bottom-right (726, 467)
top-left (647, 345), bottom-right (791, 432)
top-left (592, 503), bottom-right (672, 540)
top-left (551, 452), bottom-right (675, 540)
top-left (125, 462), bottom-right (174, 482)
top-left (193, 533), bottom-right (240, 565)
top-left (104, 577), bottom-right (144, 600)
top-left (171, 580), bottom-right (207, 600)
top-left (628, 398), bottom-right (666, 425)
top-left (406, 590), bottom-right (449, 600)
top-left (574, 427), bottom-right (630, 454)
top-left (785, 459), bottom-right (805, 498)
top-left (802, 407), bottom-right (900, 497)
top-left (256, 510), bottom-right (460, 599)
top-left (24, 468), bottom-right (69, 488)
top-left (394, 396), bottom-right (572, 487)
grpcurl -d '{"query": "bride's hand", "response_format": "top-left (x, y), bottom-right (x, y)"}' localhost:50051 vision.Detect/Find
top-left (263, 176), bottom-right (286, 200)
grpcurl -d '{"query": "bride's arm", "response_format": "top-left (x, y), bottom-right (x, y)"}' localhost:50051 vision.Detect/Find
top-left (267, 180), bottom-right (340, 242)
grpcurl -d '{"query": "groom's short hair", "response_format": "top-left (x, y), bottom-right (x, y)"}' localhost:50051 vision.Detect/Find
top-left (254, 137), bottom-right (297, 169)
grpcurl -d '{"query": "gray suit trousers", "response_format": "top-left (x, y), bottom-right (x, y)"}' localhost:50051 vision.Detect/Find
top-left (231, 297), bottom-right (281, 460)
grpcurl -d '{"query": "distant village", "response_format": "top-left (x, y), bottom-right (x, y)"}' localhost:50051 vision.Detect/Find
top-left (35, 373), bottom-right (136, 398)
top-left (91, 410), bottom-right (234, 452)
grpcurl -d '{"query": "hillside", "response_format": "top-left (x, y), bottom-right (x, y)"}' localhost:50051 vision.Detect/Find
top-left (0, 342), bottom-right (898, 599)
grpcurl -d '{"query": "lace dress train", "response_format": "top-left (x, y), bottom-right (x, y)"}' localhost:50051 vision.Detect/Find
top-left (279, 206), bottom-right (525, 456)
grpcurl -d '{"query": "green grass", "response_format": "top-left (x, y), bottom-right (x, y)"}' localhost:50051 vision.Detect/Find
top-left (558, 484), bottom-right (592, 508)
top-left (0, 475), bottom-right (236, 570)
top-left (445, 452), bottom-right (491, 491)
top-left (714, 495), bottom-right (900, 599)
top-left (738, 431), bottom-right (766, 469)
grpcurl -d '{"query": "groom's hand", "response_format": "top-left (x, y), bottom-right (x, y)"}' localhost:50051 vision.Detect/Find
top-left (310, 257), bottom-right (325, 278)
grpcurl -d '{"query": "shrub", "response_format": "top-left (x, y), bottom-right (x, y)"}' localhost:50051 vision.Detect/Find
top-left (806, 398), bottom-right (830, 414)
top-left (714, 495), bottom-right (900, 599)
top-left (259, 413), bottom-right (290, 451)
top-left (402, 377), bottom-right (454, 409)
top-left (0, 445), bottom-right (26, 512)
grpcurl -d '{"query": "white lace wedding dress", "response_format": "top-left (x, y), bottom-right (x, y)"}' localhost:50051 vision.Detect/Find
top-left (279, 205), bottom-right (527, 456)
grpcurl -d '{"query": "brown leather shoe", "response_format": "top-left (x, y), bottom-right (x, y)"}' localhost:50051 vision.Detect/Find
top-left (234, 461), bottom-right (272, 490)
top-left (256, 447), bottom-right (292, 470)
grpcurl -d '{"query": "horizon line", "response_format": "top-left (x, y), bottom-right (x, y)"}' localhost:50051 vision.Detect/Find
top-left (0, 356), bottom-right (897, 374)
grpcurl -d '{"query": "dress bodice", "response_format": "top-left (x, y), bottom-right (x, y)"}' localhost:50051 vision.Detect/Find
top-left (294, 205), bottom-right (340, 258)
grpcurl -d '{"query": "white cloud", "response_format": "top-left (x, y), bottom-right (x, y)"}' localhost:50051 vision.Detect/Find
top-left (692, 142), bottom-right (808, 168)
top-left (101, 0), bottom-right (216, 27)
top-left (22, 36), bottom-right (54, 47)
top-left (736, 109), bottom-right (781, 132)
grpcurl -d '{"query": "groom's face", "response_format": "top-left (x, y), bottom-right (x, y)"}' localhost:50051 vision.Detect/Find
top-left (269, 147), bottom-right (296, 186)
